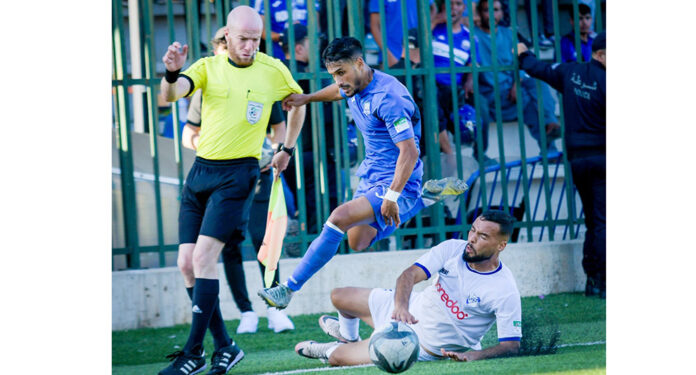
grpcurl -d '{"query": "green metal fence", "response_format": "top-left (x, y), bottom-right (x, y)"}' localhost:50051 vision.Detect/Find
top-left (112, 0), bottom-right (605, 270)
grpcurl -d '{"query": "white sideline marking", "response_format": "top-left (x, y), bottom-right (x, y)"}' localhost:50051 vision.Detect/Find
top-left (557, 340), bottom-right (606, 348)
top-left (262, 341), bottom-right (606, 375)
top-left (260, 364), bottom-right (374, 375)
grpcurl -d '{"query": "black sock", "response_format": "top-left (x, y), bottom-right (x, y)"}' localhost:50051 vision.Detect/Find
top-left (186, 287), bottom-right (231, 351)
top-left (183, 278), bottom-right (224, 354)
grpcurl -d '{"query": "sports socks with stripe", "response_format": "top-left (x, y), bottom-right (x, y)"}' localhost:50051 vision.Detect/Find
top-left (185, 286), bottom-right (231, 351)
top-left (287, 222), bottom-right (344, 291)
top-left (183, 278), bottom-right (229, 354)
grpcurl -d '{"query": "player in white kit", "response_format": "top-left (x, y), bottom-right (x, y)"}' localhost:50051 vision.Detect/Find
top-left (294, 210), bottom-right (522, 365)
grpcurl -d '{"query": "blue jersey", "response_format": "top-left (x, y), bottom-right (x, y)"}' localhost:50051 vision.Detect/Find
top-left (560, 32), bottom-right (596, 63)
top-left (254, 0), bottom-right (319, 60)
top-left (432, 23), bottom-right (479, 86)
top-left (339, 69), bottom-right (423, 193)
top-left (368, 0), bottom-right (419, 61)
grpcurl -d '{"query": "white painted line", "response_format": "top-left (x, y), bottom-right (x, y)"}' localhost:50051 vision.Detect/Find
top-left (260, 364), bottom-right (374, 375)
top-left (261, 341), bottom-right (606, 375)
top-left (112, 167), bottom-right (183, 186)
top-left (557, 340), bottom-right (606, 348)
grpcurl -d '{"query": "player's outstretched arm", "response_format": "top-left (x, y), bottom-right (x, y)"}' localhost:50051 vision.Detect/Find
top-left (282, 83), bottom-right (343, 110)
top-left (160, 42), bottom-right (192, 102)
top-left (440, 341), bottom-right (520, 362)
top-left (391, 265), bottom-right (428, 324)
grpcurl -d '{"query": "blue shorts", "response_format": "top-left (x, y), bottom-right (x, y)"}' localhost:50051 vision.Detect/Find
top-left (178, 157), bottom-right (260, 244)
top-left (353, 179), bottom-right (425, 245)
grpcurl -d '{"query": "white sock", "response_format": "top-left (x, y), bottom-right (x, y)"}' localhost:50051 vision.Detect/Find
top-left (325, 221), bottom-right (345, 235)
top-left (338, 314), bottom-right (359, 341)
top-left (325, 342), bottom-right (343, 359)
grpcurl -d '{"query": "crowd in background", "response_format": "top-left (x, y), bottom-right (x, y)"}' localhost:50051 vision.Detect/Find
top-left (154, 0), bottom-right (604, 237)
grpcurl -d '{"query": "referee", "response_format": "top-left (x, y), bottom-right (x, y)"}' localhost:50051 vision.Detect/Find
top-left (159, 6), bottom-right (305, 375)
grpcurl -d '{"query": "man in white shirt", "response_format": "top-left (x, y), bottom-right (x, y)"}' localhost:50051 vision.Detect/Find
top-left (294, 210), bottom-right (521, 365)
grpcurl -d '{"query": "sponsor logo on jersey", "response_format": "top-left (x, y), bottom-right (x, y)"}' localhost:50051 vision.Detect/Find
top-left (394, 117), bottom-right (410, 133)
top-left (438, 267), bottom-right (449, 275)
top-left (465, 294), bottom-right (481, 307)
top-left (435, 281), bottom-right (469, 320)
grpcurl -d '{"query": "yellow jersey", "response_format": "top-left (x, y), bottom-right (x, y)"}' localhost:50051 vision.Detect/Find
top-left (181, 52), bottom-right (302, 160)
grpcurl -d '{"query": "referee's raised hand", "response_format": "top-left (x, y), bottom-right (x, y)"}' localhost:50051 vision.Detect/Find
top-left (162, 41), bottom-right (189, 71)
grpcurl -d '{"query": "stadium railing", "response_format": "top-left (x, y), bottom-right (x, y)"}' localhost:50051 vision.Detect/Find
top-left (112, 0), bottom-right (604, 269)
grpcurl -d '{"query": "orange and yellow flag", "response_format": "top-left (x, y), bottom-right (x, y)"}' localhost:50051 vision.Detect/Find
top-left (257, 177), bottom-right (288, 288)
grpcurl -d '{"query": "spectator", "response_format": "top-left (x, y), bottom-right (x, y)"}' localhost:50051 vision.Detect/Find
top-left (524, 0), bottom-right (555, 48)
top-left (253, 0), bottom-right (320, 61)
top-left (474, 0), bottom-right (561, 155)
top-left (560, 3), bottom-right (596, 63)
top-left (517, 32), bottom-right (606, 299)
top-left (431, 0), bottom-right (488, 163)
top-left (368, 0), bottom-right (435, 68)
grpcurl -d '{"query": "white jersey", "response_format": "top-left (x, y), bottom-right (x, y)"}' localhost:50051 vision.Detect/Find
top-left (408, 239), bottom-right (522, 355)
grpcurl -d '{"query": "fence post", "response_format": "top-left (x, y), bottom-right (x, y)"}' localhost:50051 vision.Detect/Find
top-left (113, 0), bottom-right (141, 268)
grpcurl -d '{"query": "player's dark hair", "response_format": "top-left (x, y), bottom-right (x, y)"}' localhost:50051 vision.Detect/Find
top-left (476, 0), bottom-right (501, 15)
top-left (576, 3), bottom-right (591, 16)
top-left (322, 37), bottom-right (363, 65)
top-left (480, 210), bottom-right (515, 239)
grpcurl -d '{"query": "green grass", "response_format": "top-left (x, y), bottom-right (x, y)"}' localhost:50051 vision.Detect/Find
top-left (112, 292), bottom-right (605, 374)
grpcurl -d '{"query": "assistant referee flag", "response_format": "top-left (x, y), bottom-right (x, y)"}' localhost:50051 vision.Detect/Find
top-left (257, 177), bottom-right (288, 288)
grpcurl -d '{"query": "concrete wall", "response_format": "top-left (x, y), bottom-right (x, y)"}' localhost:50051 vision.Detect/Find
top-left (112, 239), bottom-right (585, 331)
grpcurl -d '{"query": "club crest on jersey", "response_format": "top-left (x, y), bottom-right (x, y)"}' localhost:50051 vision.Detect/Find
top-left (246, 101), bottom-right (263, 124)
top-left (362, 101), bottom-right (371, 115)
top-left (465, 294), bottom-right (481, 307)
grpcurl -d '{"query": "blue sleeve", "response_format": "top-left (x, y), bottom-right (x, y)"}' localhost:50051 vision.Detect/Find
top-left (368, 0), bottom-right (379, 13)
top-left (560, 36), bottom-right (575, 63)
top-left (374, 92), bottom-right (416, 144)
top-left (253, 0), bottom-right (264, 14)
top-left (339, 88), bottom-right (347, 99)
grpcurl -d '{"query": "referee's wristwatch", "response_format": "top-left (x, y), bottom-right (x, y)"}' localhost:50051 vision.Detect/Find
top-left (278, 144), bottom-right (295, 157)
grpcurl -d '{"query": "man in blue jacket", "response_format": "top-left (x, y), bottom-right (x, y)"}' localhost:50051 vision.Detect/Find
top-left (516, 31), bottom-right (606, 299)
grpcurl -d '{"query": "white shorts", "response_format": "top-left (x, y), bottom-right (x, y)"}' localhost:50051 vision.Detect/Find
top-left (368, 288), bottom-right (443, 362)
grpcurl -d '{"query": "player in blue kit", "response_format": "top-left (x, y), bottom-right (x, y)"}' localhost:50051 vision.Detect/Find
top-left (258, 36), bottom-right (467, 309)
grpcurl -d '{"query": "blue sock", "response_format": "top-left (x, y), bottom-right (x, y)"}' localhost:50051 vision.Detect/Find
top-left (183, 278), bottom-right (220, 354)
top-left (287, 223), bottom-right (344, 291)
top-left (186, 287), bottom-right (231, 351)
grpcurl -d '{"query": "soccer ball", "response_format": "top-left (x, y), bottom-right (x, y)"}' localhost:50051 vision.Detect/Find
top-left (259, 138), bottom-right (274, 168)
top-left (368, 322), bottom-right (419, 373)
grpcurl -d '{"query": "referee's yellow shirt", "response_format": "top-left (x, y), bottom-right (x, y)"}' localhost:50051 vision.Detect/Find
top-left (181, 52), bottom-right (302, 160)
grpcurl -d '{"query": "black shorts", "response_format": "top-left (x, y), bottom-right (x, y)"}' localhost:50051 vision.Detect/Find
top-left (178, 157), bottom-right (260, 244)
